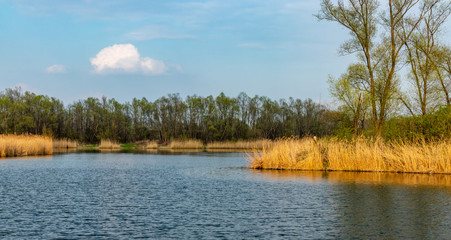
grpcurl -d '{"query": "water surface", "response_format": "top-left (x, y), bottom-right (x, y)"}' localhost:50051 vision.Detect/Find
top-left (0, 152), bottom-right (449, 239)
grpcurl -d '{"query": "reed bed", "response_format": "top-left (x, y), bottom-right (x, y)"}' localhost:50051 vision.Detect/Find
top-left (132, 140), bottom-right (158, 149)
top-left (0, 134), bottom-right (53, 157)
top-left (167, 139), bottom-right (204, 149)
top-left (99, 139), bottom-right (121, 149)
top-left (206, 139), bottom-right (272, 150)
top-left (249, 137), bottom-right (451, 174)
top-left (53, 138), bottom-right (78, 149)
top-left (144, 140), bottom-right (158, 149)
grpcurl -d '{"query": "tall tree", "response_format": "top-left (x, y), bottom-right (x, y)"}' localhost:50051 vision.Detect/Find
top-left (317, 0), bottom-right (435, 135)
top-left (402, 0), bottom-right (451, 115)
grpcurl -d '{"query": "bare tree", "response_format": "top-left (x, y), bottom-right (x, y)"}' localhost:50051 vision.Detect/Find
top-left (317, 0), bottom-right (436, 135)
top-left (402, 0), bottom-right (451, 115)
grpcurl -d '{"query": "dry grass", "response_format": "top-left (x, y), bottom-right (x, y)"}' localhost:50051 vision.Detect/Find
top-left (206, 139), bottom-right (272, 150)
top-left (0, 134), bottom-right (53, 157)
top-left (144, 140), bottom-right (158, 149)
top-left (249, 137), bottom-right (451, 174)
top-left (167, 139), bottom-right (204, 149)
top-left (53, 138), bottom-right (78, 149)
top-left (99, 139), bottom-right (121, 149)
top-left (249, 138), bottom-right (323, 170)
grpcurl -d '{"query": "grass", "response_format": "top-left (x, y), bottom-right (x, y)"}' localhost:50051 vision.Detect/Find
top-left (0, 134), bottom-right (53, 157)
top-left (84, 144), bottom-right (98, 148)
top-left (249, 137), bottom-right (451, 174)
top-left (206, 139), bottom-right (272, 150)
top-left (53, 138), bottom-right (78, 148)
top-left (99, 139), bottom-right (121, 149)
top-left (120, 143), bottom-right (137, 148)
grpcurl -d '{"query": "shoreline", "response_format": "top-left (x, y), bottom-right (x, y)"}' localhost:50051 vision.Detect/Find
top-left (251, 168), bottom-right (451, 175)
top-left (54, 139), bottom-right (271, 151)
top-left (3, 135), bottom-right (450, 175)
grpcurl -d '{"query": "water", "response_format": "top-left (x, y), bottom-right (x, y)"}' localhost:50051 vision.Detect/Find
top-left (0, 152), bottom-right (449, 239)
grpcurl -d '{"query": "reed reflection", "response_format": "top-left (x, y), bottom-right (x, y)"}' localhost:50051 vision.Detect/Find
top-left (253, 170), bottom-right (451, 186)
top-left (253, 170), bottom-right (450, 239)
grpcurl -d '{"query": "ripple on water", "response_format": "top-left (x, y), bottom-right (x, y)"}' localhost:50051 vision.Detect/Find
top-left (0, 153), bottom-right (449, 239)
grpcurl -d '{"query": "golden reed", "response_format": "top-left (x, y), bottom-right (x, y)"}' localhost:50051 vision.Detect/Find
top-left (249, 137), bottom-right (451, 174)
top-left (99, 139), bottom-right (121, 149)
top-left (53, 138), bottom-right (78, 148)
top-left (206, 139), bottom-right (272, 150)
top-left (167, 139), bottom-right (203, 149)
top-left (0, 134), bottom-right (53, 157)
top-left (144, 140), bottom-right (158, 149)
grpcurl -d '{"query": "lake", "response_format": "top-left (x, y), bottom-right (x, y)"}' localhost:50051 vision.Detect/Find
top-left (0, 152), bottom-right (449, 239)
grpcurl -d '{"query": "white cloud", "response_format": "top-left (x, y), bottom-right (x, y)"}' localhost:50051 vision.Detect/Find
top-left (46, 64), bottom-right (66, 73)
top-left (90, 43), bottom-right (168, 75)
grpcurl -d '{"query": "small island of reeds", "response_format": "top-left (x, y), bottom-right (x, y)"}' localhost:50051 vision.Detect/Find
top-left (249, 137), bottom-right (451, 174)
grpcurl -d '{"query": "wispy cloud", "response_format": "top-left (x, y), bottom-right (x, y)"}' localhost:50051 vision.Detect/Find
top-left (238, 42), bottom-right (267, 49)
top-left (90, 43), bottom-right (168, 75)
top-left (45, 64), bottom-right (66, 74)
top-left (10, 0), bottom-right (150, 20)
top-left (125, 25), bottom-right (195, 41)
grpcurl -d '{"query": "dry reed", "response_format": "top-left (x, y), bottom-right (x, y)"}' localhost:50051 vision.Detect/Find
top-left (99, 139), bottom-right (121, 149)
top-left (145, 140), bottom-right (158, 149)
top-left (206, 139), bottom-right (272, 150)
top-left (249, 137), bottom-right (451, 174)
top-left (167, 139), bottom-right (204, 149)
top-left (53, 138), bottom-right (78, 149)
top-left (0, 134), bottom-right (53, 157)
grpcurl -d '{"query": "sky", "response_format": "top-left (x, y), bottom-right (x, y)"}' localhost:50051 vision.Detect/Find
top-left (0, 0), bottom-right (449, 105)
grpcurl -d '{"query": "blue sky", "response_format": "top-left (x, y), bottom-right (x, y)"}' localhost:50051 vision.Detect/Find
top-left (1, 0), bottom-right (447, 105)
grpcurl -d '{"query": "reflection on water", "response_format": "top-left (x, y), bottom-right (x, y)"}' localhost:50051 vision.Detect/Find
top-left (333, 179), bottom-right (449, 239)
top-left (253, 169), bottom-right (450, 239)
top-left (254, 169), bottom-right (451, 186)
top-left (0, 155), bottom-right (53, 161)
top-left (53, 148), bottom-right (254, 154)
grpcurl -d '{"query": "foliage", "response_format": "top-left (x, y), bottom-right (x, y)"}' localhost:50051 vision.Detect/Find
top-left (0, 88), bottom-right (341, 143)
top-left (383, 106), bottom-right (451, 141)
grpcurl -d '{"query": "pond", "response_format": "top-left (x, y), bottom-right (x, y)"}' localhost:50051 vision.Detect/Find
top-left (0, 152), bottom-right (449, 239)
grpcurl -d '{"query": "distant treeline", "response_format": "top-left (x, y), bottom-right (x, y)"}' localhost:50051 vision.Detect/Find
top-left (0, 88), bottom-right (343, 143)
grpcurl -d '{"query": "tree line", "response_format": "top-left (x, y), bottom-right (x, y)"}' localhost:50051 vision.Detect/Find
top-left (0, 88), bottom-right (342, 143)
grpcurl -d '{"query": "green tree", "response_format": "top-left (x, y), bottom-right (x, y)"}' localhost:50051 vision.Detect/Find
top-left (317, 0), bottom-right (437, 135)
